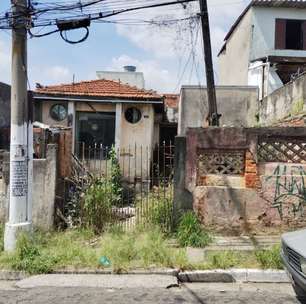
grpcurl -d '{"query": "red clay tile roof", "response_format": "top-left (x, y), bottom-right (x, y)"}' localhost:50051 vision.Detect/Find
top-left (35, 79), bottom-right (162, 101)
top-left (163, 94), bottom-right (179, 109)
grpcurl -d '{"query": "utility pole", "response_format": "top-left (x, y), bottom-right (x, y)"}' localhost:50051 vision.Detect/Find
top-left (4, 0), bottom-right (32, 251)
top-left (199, 0), bottom-right (220, 126)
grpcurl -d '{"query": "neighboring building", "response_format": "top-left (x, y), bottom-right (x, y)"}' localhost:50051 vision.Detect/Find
top-left (218, 0), bottom-right (306, 98)
top-left (0, 82), bottom-right (11, 149)
top-left (178, 86), bottom-right (259, 135)
top-left (158, 94), bottom-right (179, 145)
top-left (164, 94), bottom-right (179, 124)
top-left (96, 66), bottom-right (145, 89)
top-left (34, 77), bottom-right (164, 177)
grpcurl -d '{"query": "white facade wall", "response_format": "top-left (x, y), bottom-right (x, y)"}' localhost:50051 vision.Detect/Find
top-left (251, 7), bottom-right (306, 61)
top-left (218, 10), bottom-right (252, 86)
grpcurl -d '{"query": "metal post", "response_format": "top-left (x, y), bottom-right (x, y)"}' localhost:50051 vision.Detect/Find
top-left (4, 0), bottom-right (32, 251)
top-left (199, 0), bottom-right (221, 126)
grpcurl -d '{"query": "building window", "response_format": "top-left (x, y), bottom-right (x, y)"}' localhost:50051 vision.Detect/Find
top-left (76, 111), bottom-right (115, 148)
top-left (125, 107), bottom-right (142, 124)
top-left (50, 104), bottom-right (67, 121)
top-left (275, 19), bottom-right (306, 50)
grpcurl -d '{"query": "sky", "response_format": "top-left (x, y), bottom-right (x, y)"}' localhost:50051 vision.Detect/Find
top-left (0, 0), bottom-right (249, 93)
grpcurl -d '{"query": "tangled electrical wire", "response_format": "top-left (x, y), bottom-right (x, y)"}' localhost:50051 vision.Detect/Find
top-left (0, 0), bottom-right (198, 44)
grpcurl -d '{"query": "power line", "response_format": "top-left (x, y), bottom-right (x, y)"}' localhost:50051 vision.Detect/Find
top-left (0, 0), bottom-right (198, 44)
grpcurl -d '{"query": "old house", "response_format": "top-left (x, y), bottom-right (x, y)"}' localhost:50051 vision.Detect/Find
top-left (33, 70), bottom-right (164, 178)
top-left (218, 0), bottom-right (306, 98)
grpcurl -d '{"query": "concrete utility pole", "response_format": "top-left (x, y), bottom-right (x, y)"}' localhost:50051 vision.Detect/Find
top-left (4, 0), bottom-right (33, 251)
top-left (199, 0), bottom-right (220, 126)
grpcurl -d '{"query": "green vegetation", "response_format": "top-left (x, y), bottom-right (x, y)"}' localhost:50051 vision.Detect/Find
top-left (207, 251), bottom-right (242, 269)
top-left (82, 177), bottom-right (118, 232)
top-left (0, 227), bottom-right (189, 274)
top-left (139, 187), bottom-right (173, 234)
top-left (291, 99), bottom-right (304, 116)
top-left (0, 224), bottom-right (4, 252)
top-left (0, 225), bottom-right (284, 274)
top-left (100, 227), bottom-right (188, 273)
top-left (192, 248), bottom-right (283, 270)
top-left (176, 211), bottom-right (212, 248)
top-left (255, 245), bottom-right (283, 269)
top-left (0, 229), bottom-right (98, 274)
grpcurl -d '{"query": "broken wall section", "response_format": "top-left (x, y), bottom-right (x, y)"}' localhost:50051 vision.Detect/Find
top-left (175, 127), bottom-right (306, 234)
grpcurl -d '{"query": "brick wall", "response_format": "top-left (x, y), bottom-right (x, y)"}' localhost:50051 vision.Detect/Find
top-left (245, 151), bottom-right (260, 189)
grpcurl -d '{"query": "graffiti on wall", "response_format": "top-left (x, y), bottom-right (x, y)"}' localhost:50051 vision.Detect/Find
top-left (266, 165), bottom-right (306, 218)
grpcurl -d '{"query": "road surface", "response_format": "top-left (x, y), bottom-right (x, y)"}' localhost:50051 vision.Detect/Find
top-left (0, 274), bottom-right (303, 304)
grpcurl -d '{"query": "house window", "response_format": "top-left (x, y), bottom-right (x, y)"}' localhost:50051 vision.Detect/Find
top-left (50, 104), bottom-right (67, 121)
top-left (275, 19), bottom-right (306, 50)
top-left (76, 112), bottom-right (115, 148)
top-left (125, 107), bottom-right (142, 124)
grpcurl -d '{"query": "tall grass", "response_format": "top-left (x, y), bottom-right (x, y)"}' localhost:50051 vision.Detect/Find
top-left (176, 211), bottom-right (212, 248)
top-left (0, 227), bottom-right (189, 274)
top-left (100, 227), bottom-right (189, 273)
top-left (255, 245), bottom-right (283, 269)
top-left (0, 224), bottom-right (4, 252)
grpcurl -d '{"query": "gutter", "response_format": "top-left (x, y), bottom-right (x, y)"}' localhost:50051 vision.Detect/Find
top-left (33, 95), bottom-right (164, 105)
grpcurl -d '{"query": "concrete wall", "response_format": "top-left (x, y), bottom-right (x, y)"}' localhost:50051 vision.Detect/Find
top-left (0, 145), bottom-right (57, 230)
top-left (178, 86), bottom-right (259, 135)
top-left (174, 127), bottom-right (306, 233)
top-left (96, 71), bottom-right (145, 89)
top-left (251, 7), bottom-right (306, 61)
top-left (259, 72), bottom-right (306, 125)
top-left (0, 82), bottom-right (10, 128)
top-left (218, 10), bottom-right (252, 86)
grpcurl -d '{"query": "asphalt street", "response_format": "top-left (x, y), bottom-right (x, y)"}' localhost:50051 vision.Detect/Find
top-left (0, 277), bottom-right (304, 304)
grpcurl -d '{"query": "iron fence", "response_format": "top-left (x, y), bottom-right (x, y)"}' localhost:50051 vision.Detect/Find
top-left (60, 142), bottom-right (175, 232)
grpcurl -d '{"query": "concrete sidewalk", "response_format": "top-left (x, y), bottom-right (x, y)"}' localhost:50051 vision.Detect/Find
top-left (1, 269), bottom-right (289, 288)
top-left (16, 274), bottom-right (179, 289)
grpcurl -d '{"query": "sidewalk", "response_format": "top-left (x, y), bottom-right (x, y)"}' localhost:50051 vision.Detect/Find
top-left (0, 269), bottom-right (290, 284)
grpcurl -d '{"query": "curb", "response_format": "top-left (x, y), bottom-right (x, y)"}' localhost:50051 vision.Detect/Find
top-left (0, 271), bottom-right (28, 281)
top-left (177, 269), bottom-right (290, 283)
top-left (0, 269), bottom-right (290, 284)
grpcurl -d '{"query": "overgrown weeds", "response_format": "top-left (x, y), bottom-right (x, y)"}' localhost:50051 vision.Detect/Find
top-left (139, 186), bottom-right (173, 234)
top-left (0, 224), bottom-right (4, 252)
top-left (0, 227), bottom-right (190, 274)
top-left (255, 245), bottom-right (283, 269)
top-left (0, 229), bottom-right (99, 274)
top-left (176, 211), bottom-right (212, 248)
top-left (100, 227), bottom-right (189, 273)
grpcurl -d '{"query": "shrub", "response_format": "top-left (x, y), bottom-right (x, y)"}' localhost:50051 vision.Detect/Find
top-left (81, 177), bottom-right (116, 232)
top-left (81, 147), bottom-right (124, 232)
top-left (108, 146), bottom-right (123, 207)
top-left (255, 245), bottom-right (283, 269)
top-left (176, 211), bottom-right (212, 248)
